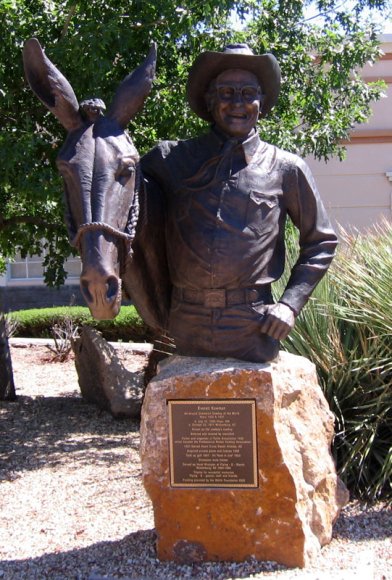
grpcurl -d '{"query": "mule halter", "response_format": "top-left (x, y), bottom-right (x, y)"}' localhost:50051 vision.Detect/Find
top-left (71, 221), bottom-right (134, 253)
top-left (70, 156), bottom-right (140, 254)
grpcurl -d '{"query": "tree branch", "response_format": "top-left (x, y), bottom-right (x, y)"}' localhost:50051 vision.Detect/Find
top-left (0, 215), bottom-right (60, 230)
top-left (61, 4), bottom-right (77, 39)
top-left (301, 1), bottom-right (349, 24)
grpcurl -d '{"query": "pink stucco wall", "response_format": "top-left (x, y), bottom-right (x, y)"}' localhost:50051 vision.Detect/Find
top-left (307, 35), bottom-right (392, 232)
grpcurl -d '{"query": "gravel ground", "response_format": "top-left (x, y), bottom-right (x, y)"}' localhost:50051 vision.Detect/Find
top-left (0, 341), bottom-right (390, 579)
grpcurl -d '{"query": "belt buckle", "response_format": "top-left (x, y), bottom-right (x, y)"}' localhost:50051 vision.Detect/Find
top-left (204, 289), bottom-right (226, 308)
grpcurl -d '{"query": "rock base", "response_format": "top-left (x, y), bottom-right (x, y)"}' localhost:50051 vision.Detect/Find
top-left (140, 352), bottom-right (349, 568)
top-left (73, 327), bottom-right (145, 418)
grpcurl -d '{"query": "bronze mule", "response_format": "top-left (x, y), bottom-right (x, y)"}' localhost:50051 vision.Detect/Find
top-left (23, 39), bottom-right (170, 331)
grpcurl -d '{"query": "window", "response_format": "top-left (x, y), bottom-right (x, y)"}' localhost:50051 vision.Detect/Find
top-left (8, 252), bottom-right (81, 282)
top-left (9, 253), bottom-right (44, 280)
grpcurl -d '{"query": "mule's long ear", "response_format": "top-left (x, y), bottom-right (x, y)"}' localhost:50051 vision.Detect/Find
top-left (23, 38), bottom-right (83, 132)
top-left (108, 43), bottom-right (157, 129)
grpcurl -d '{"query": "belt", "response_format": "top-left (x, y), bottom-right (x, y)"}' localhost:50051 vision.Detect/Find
top-left (172, 286), bottom-right (272, 309)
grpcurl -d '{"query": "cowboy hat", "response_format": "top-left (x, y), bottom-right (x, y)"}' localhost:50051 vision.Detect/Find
top-left (186, 43), bottom-right (281, 121)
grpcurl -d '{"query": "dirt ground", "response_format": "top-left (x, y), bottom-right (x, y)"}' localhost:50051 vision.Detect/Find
top-left (8, 339), bottom-right (150, 397)
top-left (0, 341), bottom-right (391, 579)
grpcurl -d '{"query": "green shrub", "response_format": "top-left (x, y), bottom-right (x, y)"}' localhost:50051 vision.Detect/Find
top-left (10, 305), bottom-right (153, 343)
top-left (279, 219), bottom-right (392, 503)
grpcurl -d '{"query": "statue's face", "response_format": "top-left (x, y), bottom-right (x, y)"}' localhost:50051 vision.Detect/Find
top-left (208, 69), bottom-right (261, 138)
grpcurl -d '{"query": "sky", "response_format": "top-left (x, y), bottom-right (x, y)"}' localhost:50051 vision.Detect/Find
top-left (230, 3), bottom-right (392, 34)
top-left (305, 1), bottom-right (392, 33)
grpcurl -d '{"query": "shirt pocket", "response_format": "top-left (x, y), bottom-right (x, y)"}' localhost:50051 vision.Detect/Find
top-left (246, 191), bottom-right (280, 235)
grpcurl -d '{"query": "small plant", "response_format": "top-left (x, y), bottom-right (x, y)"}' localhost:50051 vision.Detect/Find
top-left (46, 317), bottom-right (79, 362)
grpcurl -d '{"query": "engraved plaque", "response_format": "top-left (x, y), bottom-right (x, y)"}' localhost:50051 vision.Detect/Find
top-left (168, 399), bottom-right (258, 488)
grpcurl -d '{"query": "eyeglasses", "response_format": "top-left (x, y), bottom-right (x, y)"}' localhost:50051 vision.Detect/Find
top-left (215, 84), bottom-right (262, 103)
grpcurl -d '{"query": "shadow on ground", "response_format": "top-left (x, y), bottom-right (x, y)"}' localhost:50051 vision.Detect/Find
top-left (1, 505), bottom-right (391, 580)
top-left (332, 504), bottom-right (392, 542)
top-left (0, 528), bottom-right (289, 579)
top-left (0, 395), bottom-right (140, 480)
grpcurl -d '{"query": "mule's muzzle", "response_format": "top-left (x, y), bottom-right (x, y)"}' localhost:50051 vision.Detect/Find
top-left (80, 274), bottom-right (122, 320)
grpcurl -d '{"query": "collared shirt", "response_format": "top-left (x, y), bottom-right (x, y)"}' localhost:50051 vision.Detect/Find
top-left (141, 128), bottom-right (338, 315)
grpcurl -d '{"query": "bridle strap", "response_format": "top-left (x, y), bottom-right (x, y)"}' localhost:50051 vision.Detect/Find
top-left (70, 160), bottom-right (141, 253)
top-left (71, 222), bottom-right (134, 250)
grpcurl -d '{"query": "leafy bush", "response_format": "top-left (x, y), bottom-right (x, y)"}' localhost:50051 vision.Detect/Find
top-left (10, 305), bottom-right (153, 343)
top-left (280, 220), bottom-right (392, 503)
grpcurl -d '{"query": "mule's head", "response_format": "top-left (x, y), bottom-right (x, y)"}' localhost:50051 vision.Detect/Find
top-left (23, 38), bottom-right (156, 320)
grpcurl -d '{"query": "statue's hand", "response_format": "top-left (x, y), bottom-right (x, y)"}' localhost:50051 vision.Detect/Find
top-left (259, 302), bottom-right (295, 341)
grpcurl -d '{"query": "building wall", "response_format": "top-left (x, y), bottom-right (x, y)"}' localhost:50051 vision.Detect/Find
top-left (306, 35), bottom-right (392, 232)
top-left (0, 252), bottom-right (84, 312)
top-left (307, 144), bottom-right (392, 230)
top-left (0, 284), bottom-right (84, 312)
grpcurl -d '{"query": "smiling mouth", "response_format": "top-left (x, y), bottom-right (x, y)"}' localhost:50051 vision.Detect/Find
top-left (229, 113), bottom-right (248, 120)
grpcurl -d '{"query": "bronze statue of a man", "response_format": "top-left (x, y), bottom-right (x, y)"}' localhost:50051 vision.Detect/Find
top-left (141, 44), bottom-right (338, 362)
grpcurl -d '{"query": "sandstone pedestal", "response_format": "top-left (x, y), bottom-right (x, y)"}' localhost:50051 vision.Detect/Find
top-left (140, 352), bottom-right (349, 568)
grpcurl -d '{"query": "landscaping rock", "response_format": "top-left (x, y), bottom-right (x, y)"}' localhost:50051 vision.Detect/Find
top-left (73, 327), bottom-right (145, 418)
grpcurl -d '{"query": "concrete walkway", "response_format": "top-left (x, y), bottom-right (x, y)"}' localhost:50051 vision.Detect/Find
top-left (9, 336), bottom-right (153, 353)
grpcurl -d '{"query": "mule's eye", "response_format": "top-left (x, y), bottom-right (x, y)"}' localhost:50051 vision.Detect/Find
top-left (117, 159), bottom-right (135, 184)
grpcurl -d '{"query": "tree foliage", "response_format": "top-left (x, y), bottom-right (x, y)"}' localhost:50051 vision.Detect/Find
top-left (0, 0), bottom-right (390, 284)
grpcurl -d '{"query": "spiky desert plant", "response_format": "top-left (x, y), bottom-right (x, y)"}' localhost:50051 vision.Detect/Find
top-left (279, 219), bottom-right (392, 502)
